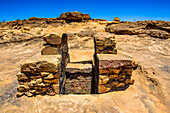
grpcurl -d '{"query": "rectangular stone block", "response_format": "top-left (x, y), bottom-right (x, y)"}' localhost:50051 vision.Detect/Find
top-left (94, 32), bottom-right (117, 54)
top-left (95, 54), bottom-right (134, 94)
top-left (41, 45), bottom-right (62, 55)
top-left (21, 55), bottom-right (62, 73)
top-left (65, 63), bottom-right (92, 94)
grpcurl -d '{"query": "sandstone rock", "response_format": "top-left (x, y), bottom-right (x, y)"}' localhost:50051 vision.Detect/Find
top-left (95, 54), bottom-right (134, 93)
top-left (77, 31), bottom-right (96, 37)
top-left (43, 34), bottom-right (61, 45)
top-left (81, 14), bottom-right (91, 20)
top-left (41, 72), bottom-right (50, 77)
top-left (37, 83), bottom-right (45, 87)
top-left (113, 17), bottom-right (120, 22)
top-left (21, 55), bottom-right (62, 73)
top-left (144, 29), bottom-right (170, 39)
top-left (35, 78), bottom-right (43, 84)
top-left (59, 12), bottom-right (91, 22)
top-left (18, 84), bottom-right (29, 91)
top-left (66, 63), bottom-right (92, 74)
top-left (46, 87), bottom-right (55, 96)
top-left (125, 79), bottom-right (134, 85)
top-left (98, 85), bottom-right (111, 93)
top-left (16, 72), bottom-right (28, 81)
top-left (41, 46), bottom-right (61, 55)
top-left (105, 22), bottom-right (144, 35)
top-left (106, 21), bottom-right (119, 26)
top-left (52, 84), bottom-right (59, 94)
top-left (43, 74), bottom-right (54, 79)
top-left (53, 72), bottom-right (59, 79)
top-left (30, 75), bottom-right (42, 79)
top-left (44, 79), bottom-right (59, 84)
top-left (92, 19), bottom-right (107, 21)
top-left (116, 83), bottom-right (125, 88)
top-left (17, 87), bottom-right (25, 92)
top-left (16, 92), bottom-right (25, 97)
top-left (29, 90), bottom-right (36, 94)
top-left (22, 26), bottom-right (30, 31)
top-left (97, 54), bottom-right (132, 69)
top-left (25, 91), bottom-right (34, 97)
top-left (99, 75), bottom-right (109, 84)
top-left (65, 63), bottom-right (92, 94)
top-left (94, 32), bottom-right (117, 54)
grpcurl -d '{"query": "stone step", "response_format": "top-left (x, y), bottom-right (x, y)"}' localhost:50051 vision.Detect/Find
top-left (65, 63), bottom-right (93, 94)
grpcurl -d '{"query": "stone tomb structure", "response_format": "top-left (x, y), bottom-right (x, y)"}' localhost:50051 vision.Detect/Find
top-left (16, 32), bottom-right (136, 97)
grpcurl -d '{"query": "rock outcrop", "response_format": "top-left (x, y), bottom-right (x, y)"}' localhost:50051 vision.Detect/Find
top-left (59, 12), bottom-right (91, 22)
top-left (113, 17), bottom-right (120, 22)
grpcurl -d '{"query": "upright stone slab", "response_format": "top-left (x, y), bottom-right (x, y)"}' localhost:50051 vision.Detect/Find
top-left (65, 63), bottom-right (92, 94)
top-left (94, 32), bottom-right (117, 54)
top-left (41, 33), bottom-right (70, 64)
top-left (95, 54), bottom-right (134, 94)
top-left (16, 55), bottom-right (65, 97)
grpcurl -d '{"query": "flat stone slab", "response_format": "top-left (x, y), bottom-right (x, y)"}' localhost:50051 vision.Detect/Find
top-left (69, 50), bottom-right (94, 63)
top-left (94, 32), bottom-right (115, 41)
top-left (21, 55), bottom-right (62, 73)
top-left (66, 63), bottom-right (92, 73)
top-left (97, 54), bottom-right (132, 69)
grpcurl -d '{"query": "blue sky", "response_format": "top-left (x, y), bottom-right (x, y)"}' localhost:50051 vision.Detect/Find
top-left (0, 0), bottom-right (170, 22)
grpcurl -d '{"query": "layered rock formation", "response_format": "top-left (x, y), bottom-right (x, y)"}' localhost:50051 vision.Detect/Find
top-left (113, 17), bottom-right (120, 22)
top-left (59, 12), bottom-right (91, 22)
top-left (16, 55), bottom-right (62, 97)
top-left (105, 21), bottom-right (170, 39)
top-left (94, 32), bottom-right (117, 54)
top-left (96, 54), bottom-right (134, 93)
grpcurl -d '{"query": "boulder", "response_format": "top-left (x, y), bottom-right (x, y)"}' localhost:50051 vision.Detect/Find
top-left (43, 34), bottom-right (62, 45)
top-left (41, 46), bottom-right (61, 55)
top-left (81, 14), bottom-right (91, 20)
top-left (144, 29), bottom-right (170, 39)
top-left (59, 12), bottom-right (91, 21)
top-left (113, 17), bottom-right (120, 22)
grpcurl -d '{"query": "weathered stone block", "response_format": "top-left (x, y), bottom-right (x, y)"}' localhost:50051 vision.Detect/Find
top-left (94, 32), bottom-right (117, 54)
top-left (65, 63), bottom-right (92, 94)
top-left (21, 55), bottom-right (62, 73)
top-left (95, 54), bottom-right (134, 93)
top-left (41, 45), bottom-right (61, 55)
top-left (43, 34), bottom-right (61, 45)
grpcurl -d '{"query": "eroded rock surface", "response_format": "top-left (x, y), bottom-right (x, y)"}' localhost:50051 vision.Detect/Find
top-left (0, 17), bottom-right (169, 113)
